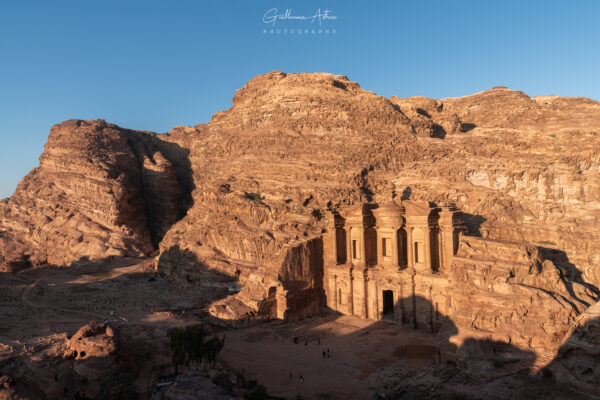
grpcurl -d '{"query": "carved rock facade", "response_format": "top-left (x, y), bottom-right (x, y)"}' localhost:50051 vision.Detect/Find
top-left (324, 200), bottom-right (464, 326)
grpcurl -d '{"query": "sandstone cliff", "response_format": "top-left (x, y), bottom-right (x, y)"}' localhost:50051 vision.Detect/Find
top-left (155, 72), bottom-right (423, 316)
top-left (0, 119), bottom-right (189, 271)
top-left (1, 73), bottom-right (599, 376)
top-left (444, 236), bottom-right (597, 361)
top-left (151, 73), bottom-right (600, 322)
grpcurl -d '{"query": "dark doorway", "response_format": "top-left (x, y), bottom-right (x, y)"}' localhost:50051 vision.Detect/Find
top-left (382, 290), bottom-right (394, 316)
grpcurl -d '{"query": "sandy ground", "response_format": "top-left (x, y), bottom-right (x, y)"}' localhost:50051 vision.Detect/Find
top-left (0, 258), bottom-right (591, 400)
top-left (221, 315), bottom-right (438, 399)
top-left (220, 314), bottom-right (591, 400)
top-left (0, 257), bottom-right (233, 349)
top-left (0, 256), bottom-right (235, 398)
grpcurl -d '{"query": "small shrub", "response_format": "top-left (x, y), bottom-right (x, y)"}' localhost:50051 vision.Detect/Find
top-left (557, 266), bottom-right (569, 281)
top-left (219, 183), bottom-right (232, 194)
top-left (245, 192), bottom-right (265, 201)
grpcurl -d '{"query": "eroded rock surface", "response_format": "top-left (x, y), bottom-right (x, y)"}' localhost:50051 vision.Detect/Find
top-left (150, 72), bottom-right (600, 327)
top-left (0, 119), bottom-right (189, 271)
top-left (1, 72), bottom-right (599, 394)
top-left (445, 236), bottom-right (598, 362)
top-left (549, 300), bottom-right (600, 397)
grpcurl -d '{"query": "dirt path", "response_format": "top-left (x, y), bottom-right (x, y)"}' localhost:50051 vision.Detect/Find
top-left (221, 315), bottom-right (438, 399)
top-left (18, 277), bottom-right (39, 306)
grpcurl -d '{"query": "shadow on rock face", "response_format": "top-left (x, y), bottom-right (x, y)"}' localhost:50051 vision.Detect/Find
top-left (460, 122), bottom-right (477, 132)
top-left (383, 295), bottom-right (538, 380)
top-left (546, 303), bottom-right (600, 398)
top-left (127, 132), bottom-right (196, 247)
top-left (539, 247), bottom-right (600, 309)
top-left (334, 295), bottom-right (594, 399)
top-left (431, 123), bottom-right (446, 139)
top-left (462, 213), bottom-right (487, 236)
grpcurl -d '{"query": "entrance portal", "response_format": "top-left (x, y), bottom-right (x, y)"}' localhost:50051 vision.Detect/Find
top-left (382, 290), bottom-right (394, 316)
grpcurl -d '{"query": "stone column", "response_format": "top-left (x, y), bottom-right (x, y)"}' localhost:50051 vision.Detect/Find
top-left (332, 275), bottom-right (338, 310)
top-left (375, 281), bottom-right (381, 320)
top-left (394, 288), bottom-right (401, 322)
top-left (276, 288), bottom-right (288, 320)
top-left (424, 226), bottom-right (432, 271)
top-left (330, 225), bottom-right (338, 265)
top-left (442, 226), bottom-right (455, 270)
top-left (368, 278), bottom-right (378, 320)
top-left (359, 227), bottom-right (367, 266)
top-left (438, 207), bottom-right (466, 270)
top-left (351, 269), bottom-right (366, 318)
top-left (376, 228), bottom-right (383, 265)
top-left (349, 268), bottom-right (355, 316)
top-left (363, 270), bottom-right (369, 318)
top-left (406, 227), bottom-right (414, 269)
top-left (437, 228), bottom-right (444, 271)
top-left (346, 226), bottom-right (353, 264)
top-left (392, 227), bottom-right (399, 267)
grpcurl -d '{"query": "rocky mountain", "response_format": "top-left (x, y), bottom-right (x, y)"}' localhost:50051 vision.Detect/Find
top-left (0, 119), bottom-right (190, 271)
top-left (1, 71), bottom-right (599, 395)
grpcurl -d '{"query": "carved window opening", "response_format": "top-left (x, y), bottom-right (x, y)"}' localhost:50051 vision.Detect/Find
top-left (414, 242), bottom-right (423, 263)
top-left (338, 288), bottom-right (345, 305)
top-left (382, 237), bottom-right (391, 258)
top-left (352, 239), bottom-right (358, 260)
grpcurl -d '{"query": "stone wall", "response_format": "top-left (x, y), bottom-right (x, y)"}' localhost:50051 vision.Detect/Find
top-left (208, 237), bottom-right (326, 325)
top-left (324, 217), bottom-right (599, 361)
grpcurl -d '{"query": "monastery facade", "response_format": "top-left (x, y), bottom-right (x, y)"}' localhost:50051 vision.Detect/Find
top-left (323, 200), bottom-right (466, 329)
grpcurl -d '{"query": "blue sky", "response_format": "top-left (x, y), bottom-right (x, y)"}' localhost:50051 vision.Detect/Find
top-left (1, 0), bottom-right (599, 198)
